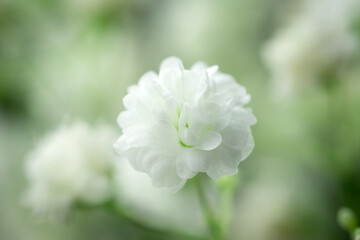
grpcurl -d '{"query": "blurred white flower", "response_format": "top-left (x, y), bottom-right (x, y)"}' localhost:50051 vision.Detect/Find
top-left (30, 30), bottom-right (136, 123)
top-left (114, 57), bottom-right (256, 192)
top-left (24, 121), bottom-right (116, 218)
top-left (262, 0), bottom-right (358, 96)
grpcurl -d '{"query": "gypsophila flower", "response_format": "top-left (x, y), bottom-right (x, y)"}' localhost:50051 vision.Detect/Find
top-left (24, 121), bottom-right (116, 218)
top-left (114, 57), bottom-right (256, 192)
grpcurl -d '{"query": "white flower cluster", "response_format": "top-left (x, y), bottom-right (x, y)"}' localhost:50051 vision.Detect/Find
top-left (114, 57), bottom-right (256, 192)
top-left (262, 0), bottom-right (358, 96)
top-left (24, 121), bottom-right (116, 217)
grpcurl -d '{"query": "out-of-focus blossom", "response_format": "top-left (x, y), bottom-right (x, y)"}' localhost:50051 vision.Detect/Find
top-left (24, 121), bottom-right (116, 218)
top-left (30, 30), bottom-right (136, 123)
top-left (114, 57), bottom-right (256, 192)
top-left (262, 0), bottom-right (359, 96)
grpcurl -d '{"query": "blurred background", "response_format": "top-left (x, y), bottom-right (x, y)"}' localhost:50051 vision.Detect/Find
top-left (1, 0), bottom-right (360, 239)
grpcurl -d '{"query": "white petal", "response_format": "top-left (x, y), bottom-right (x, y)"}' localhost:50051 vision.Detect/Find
top-left (221, 125), bottom-right (252, 150)
top-left (135, 96), bottom-right (153, 119)
top-left (159, 67), bottom-right (183, 97)
top-left (205, 144), bottom-right (241, 179)
top-left (164, 96), bottom-right (179, 128)
top-left (126, 147), bottom-right (156, 171)
top-left (185, 149), bottom-right (209, 172)
top-left (239, 133), bottom-right (255, 161)
top-left (191, 61), bottom-right (208, 71)
top-left (196, 130), bottom-right (222, 151)
top-left (148, 120), bottom-right (179, 154)
top-left (139, 71), bottom-right (158, 85)
top-left (148, 159), bottom-right (186, 192)
top-left (231, 107), bottom-right (257, 126)
top-left (182, 71), bottom-right (200, 102)
top-left (178, 104), bottom-right (202, 146)
top-left (117, 110), bottom-right (148, 129)
top-left (214, 73), bottom-right (250, 105)
top-left (113, 135), bottom-right (128, 152)
top-left (123, 90), bottom-right (137, 109)
top-left (114, 127), bottom-right (148, 152)
top-left (176, 150), bottom-right (197, 179)
top-left (160, 56), bottom-right (184, 71)
top-left (124, 120), bottom-right (179, 173)
top-left (206, 65), bottom-right (219, 76)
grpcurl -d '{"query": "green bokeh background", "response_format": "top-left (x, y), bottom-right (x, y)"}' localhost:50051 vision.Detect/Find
top-left (1, 0), bottom-right (360, 239)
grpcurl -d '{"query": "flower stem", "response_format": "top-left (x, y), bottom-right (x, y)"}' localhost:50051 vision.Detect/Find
top-left (194, 176), bottom-right (224, 240)
top-left (218, 175), bottom-right (238, 239)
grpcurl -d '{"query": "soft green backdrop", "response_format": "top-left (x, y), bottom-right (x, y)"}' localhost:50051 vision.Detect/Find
top-left (1, 0), bottom-right (359, 239)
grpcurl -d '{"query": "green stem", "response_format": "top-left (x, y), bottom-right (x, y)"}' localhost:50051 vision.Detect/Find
top-left (218, 179), bottom-right (237, 239)
top-left (194, 176), bottom-right (224, 240)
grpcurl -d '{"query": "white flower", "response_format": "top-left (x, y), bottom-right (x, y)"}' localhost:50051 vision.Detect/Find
top-left (24, 121), bottom-right (116, 218)
top-left (262, 0), bottom-right (358, 96)
top-left (114, 57), bottom-right (256, 192)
